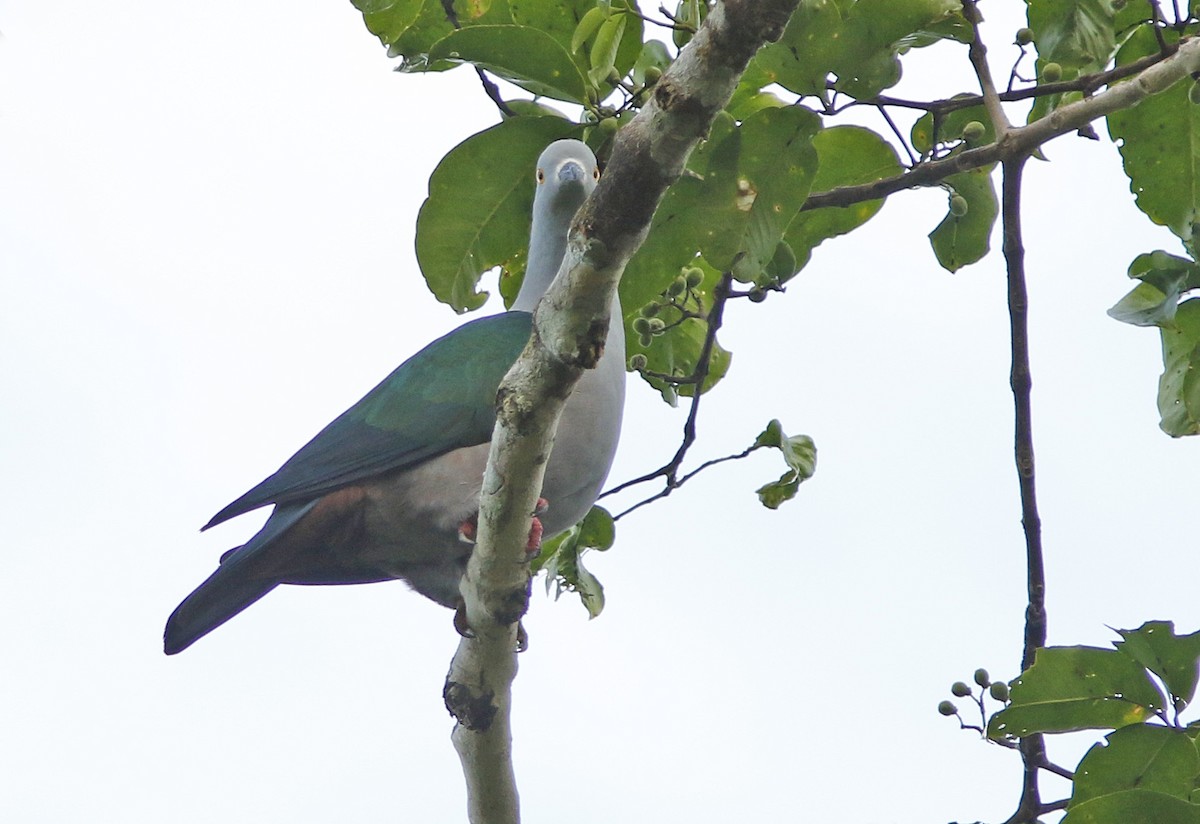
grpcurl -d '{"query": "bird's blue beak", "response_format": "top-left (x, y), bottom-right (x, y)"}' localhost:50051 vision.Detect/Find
top-left (558, 160), bottom-right (587, 184)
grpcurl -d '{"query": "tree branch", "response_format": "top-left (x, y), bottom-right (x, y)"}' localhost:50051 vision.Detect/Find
top-left (1000, 153), bottom-right (1049, 824)
top-left (442, 3), bottom-right (801, 821)
top-left (802, 36), bottom-right (1200, 211)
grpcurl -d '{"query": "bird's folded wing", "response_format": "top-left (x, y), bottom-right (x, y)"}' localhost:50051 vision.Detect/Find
top-left (203, 311), bottom-right (534, 529)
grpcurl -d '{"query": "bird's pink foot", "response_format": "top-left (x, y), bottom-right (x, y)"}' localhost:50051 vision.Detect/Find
top-left (457, 516), bottom-right (477, 545)
top-left (457, 498), bottom-right (549, 552)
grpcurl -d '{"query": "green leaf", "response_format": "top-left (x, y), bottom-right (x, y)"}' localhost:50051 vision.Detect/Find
top-left (911, 100), bottom-right (996, 155)
top-left (1108, 251), bottom-right (1200, 327)
top-left (428, 25), bottom-right (589, 102)
top-left (1064, 791), bottom-right (1200, 824)
top-left (587, 14), bottom-right (625, 87)
top-left (630, 38), bottom-right (672, 87)
top-left (1026, 0), bottom-right (1117, 72)
top-left (1114, 622), bottom-right (1200, 708)
top-left (570, 5), bottom-right (607, 53)
top-left (532, 506), bottom-right (614, 618)
top-left (631, 313), bottom-right (733, 402)
top-left (352, 0), bottom-right (426, 48)
top-left (415, 117), bottom-right (581, 312)
top-left (755, 0), bottom-right (964, 100)
top-left (725, 107), bottom-right (821, 285)
top-left (787, 125), bottom-right (902, 268)
top-left (1158, 298), bottom-right (1200, 437)
top-left (1108, 26), bottom-right (1200, 241)
top-left (988, 646), bottom-right (1165, 740)
top-left (358, 0), bottom-right (509, 71)
top-left (753, 419), bottom-right (817, 509)
top-left (1066, 725), bottom-right (1200, 824)
top-left (929, 165), bottom-right (999, 272)
top-left (619, 112), bottom-right (742, 318)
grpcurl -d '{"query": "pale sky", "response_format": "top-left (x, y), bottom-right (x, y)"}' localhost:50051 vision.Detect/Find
top-left (2, 2), bottom-right (1197, 822)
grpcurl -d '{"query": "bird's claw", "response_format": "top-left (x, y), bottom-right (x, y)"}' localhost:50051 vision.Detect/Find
top-left (457, 498), bottom-right (549, 552)
top-left (453, 601), bottom-right (528, 653)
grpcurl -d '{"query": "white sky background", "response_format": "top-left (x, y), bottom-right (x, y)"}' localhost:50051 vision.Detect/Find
top-left (2, 1), bottom-right (1198, 821)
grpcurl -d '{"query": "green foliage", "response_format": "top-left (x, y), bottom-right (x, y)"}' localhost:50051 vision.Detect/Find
top-left (988, 646), bottom-right (1163, 739)
top-left (415, 116), bottom-right (580, 311)
top-left (929, 166), bottom-right (999, 272)
top-left (754, 0), bottom-right (968, 102)
top-left (752, 419), bottom-right (817, 509)
top-left (785, 126), bottom-right (901, 268)
top-left (531, 505), bottom-right (615, 617)
top-left (429, 25), bottom-right (589, 102)
top-left (1065, 725), bottom-right (1200, 824)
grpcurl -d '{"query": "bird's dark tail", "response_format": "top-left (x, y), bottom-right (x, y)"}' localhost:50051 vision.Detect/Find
top-left (163, 563), bottom-right (279, 655)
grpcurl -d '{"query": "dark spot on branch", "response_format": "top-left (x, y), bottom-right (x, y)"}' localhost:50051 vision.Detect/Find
top-left (444, 679), bottom-right (498, 731)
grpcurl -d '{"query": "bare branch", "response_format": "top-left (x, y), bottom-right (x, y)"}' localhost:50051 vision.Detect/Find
top-left (999, 151), bottom-right (1050, 824)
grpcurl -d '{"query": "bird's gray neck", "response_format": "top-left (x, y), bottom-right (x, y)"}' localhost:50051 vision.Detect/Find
top-left (512, 207), bottom-right (571, 313)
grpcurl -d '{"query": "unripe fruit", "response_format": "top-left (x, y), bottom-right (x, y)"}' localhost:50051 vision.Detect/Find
top-left (644, 66), bottom-right (663, 85)
top-left (961, 120), bottom-right (986, 143)
top-left (632, 317), bottom-right (652, 335)
top-left (667, 276), bottom-right (687, 297)
top-left (748, 288), bottom-right (767, 303)
top-left (938, 700), bottom-right (958, 716)
top-left (950, 194), bottom-right (969, 217)
top-left (974, 668), bottom-right (991, 687)
top-left (1041, 62), bottom-right (1062, 83)
top-left (951, 681), bottom-right (972, 697)
top-left (648, 317), bottom-right (666, 333)
top-left (628, 353), bottom-right (648, 370)
top-left (639, 302), bottom-right (661, 318)
top-left (638, 333), bottom-right (653, 348)
top-left (598, 117), bottom-right (619, 136)
top-left (684, 266), bottom-right (704, 288)
top-left (989, 682), bottom-right (1010, 701)
top-left (1015, 27), bottom-right (1034, 46)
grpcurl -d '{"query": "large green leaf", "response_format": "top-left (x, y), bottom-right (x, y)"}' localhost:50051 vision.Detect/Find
top-left (351, 0), bottom-right (511, 70)
top-left (988, 646), bottom-right (1165, 739)
top-left (725, 107), bottom-right (821, 285)
top-left (1114, 622), bottom-right (1200, 708)
top-left (929, 165), bottom-right (998, 273)
top-left (1108, 26), bottom-right (1200, 242)
top-left (619, 113), bottom-right (743, 318)
top-left (1065, 725), bottom-right (1200, 824)
top-left (1158, 298), bottom-right (1200, 436)
top-left (428, 25), bottom-right (588, 102)
top-left (755, 0), bottom-right (965, 100)
top-left (415, 117), bottom-right (581, 312)
top-left (787, 125), bottom-right (902, 269)
top-left (1026, 0), bottom-right (1117, 72)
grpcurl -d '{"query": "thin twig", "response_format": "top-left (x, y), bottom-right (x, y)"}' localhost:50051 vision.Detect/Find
top-left (603, 273), bottom-right (734, 516)
top-left (961, 0), bottom-right (1013, 135)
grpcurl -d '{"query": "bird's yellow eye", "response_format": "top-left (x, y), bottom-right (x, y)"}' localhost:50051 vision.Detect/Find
top-left (593, 167), bottom-right (601, 180)
top-left (536, 169), bottom-right (545, 183)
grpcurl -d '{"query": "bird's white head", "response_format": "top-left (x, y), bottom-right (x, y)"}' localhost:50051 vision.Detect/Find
top-left (515, 140), bottom-right (601, 311)
top-left (533, 139), bottom-right (600, 218)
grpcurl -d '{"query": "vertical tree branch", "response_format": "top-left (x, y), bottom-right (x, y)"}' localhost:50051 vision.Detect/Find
top-left (1000, 155), bottom-right (1048, 824)
top-left (443, 3), bottom-right (801, 821)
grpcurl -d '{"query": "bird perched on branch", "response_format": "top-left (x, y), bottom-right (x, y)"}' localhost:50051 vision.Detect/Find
top-left (165, 139), bottom-right (625, 654)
